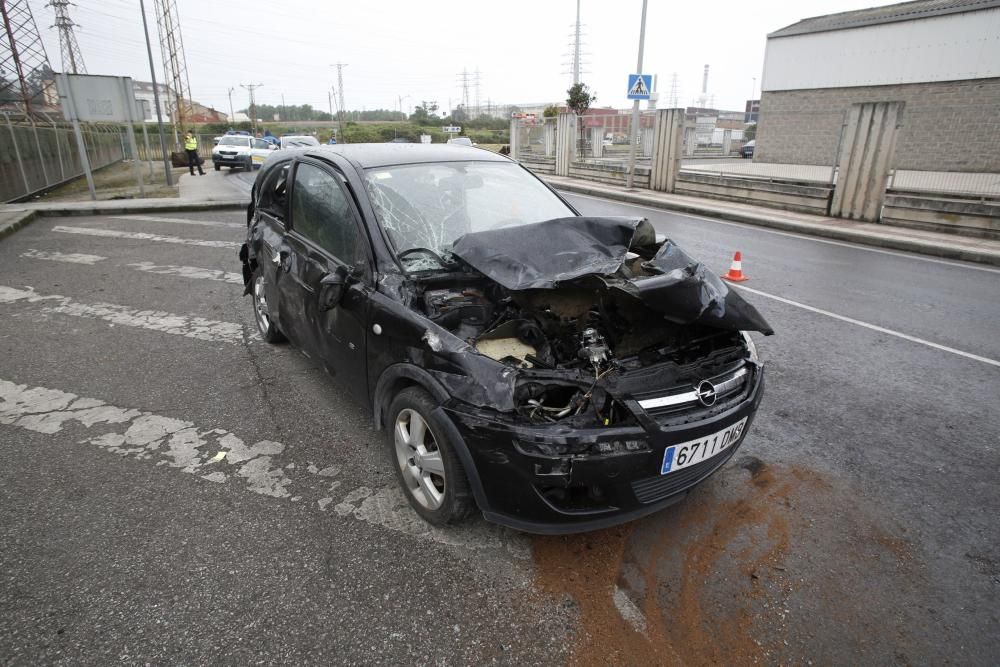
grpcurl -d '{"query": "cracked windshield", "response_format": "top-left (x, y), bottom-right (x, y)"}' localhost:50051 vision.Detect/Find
top-left (365, 162), bottom-right (574, 269)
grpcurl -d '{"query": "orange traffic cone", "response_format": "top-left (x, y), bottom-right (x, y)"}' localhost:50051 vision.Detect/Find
top-left (723, 252), bottom-right (749, 282)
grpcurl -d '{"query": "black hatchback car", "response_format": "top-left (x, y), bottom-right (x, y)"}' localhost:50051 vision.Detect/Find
top-left (239, 144), bottom-right (772, 534)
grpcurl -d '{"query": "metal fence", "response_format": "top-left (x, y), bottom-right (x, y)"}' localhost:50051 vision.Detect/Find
top-left (514, 117), bottom-right (555, 158)
top-left (575, 110), bottom-right (657, 164)
top-left (0, 116), bottom-right (125, 203)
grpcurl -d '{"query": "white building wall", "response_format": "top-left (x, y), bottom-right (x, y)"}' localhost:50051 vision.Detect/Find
top-left (762, 7), bottom-right (1000, 91)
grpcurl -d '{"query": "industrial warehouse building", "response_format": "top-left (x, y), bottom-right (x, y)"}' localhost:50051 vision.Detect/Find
top-left (755, 0), bottom-right (1000, 174)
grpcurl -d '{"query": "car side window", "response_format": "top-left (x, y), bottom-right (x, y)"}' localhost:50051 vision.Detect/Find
top-left (257, 163), bottom-right (290, 220)
top-left (253, 139), bottom-right (268, 149)
top-left (290, 162), bottom-right (361, 263)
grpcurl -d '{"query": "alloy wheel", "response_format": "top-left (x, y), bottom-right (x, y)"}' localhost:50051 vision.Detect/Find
top-left (394, 408), bottom-right (446, 509)
top-left (253, 275), bottom-right (270, 333)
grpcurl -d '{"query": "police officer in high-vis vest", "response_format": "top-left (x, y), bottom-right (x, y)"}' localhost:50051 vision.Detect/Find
top-left (184, 130), bottom-right (205, 176)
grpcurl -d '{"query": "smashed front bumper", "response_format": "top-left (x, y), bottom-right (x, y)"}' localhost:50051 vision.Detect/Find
top-left (444, 363), bottom-right (765, 534)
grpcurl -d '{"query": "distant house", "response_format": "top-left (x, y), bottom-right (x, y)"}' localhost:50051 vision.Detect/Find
top-left (756, 0), bottom-right (1000, 172)
top-left (132, 81), bottom-right (224, 124)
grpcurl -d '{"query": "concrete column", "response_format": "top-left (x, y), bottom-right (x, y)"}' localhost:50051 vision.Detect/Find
top-left (722, 129), bottom-right (732, 156)
top-left (555, 112), bottom-right (578, 177)
top-left (590, 127), bottom-right (603, 158)
top-left (509, 119), bottom-right (520, 160)
top-left (830, 101), bottom-right (905, 221)
top-left (544, 121), bottom-right (556, 157)
top-left (650, 108), bottom-right (685, 192)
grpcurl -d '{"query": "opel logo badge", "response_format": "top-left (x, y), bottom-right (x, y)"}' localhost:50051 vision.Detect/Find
top-left (695, 380), bottom-right (717, 406)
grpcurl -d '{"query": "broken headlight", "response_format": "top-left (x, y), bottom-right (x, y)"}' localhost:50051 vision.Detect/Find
top-left (742, 331), bottom-right (760, 363)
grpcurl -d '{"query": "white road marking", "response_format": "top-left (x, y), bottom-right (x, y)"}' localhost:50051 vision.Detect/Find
top-left (734, 284), bottom-right (1000, 368)
top-left (0, 285), bottom-right (247, 345)
top-left (563, 191), bottom-right (1000, 275)
top-left (128, 261), bottom-right (243, 284)
top-left (20, 249), bottom-right (107, 265)
top-left (613, 586), bottom-right (648, 634)
top-left (110, 214), bottom-right (244, 229)
top-left (52, 225), bottom-right (240, 249)
top-left (19, 250), bottom-right (243, 285)
top-left (0, 377), bottom-right (528, 557)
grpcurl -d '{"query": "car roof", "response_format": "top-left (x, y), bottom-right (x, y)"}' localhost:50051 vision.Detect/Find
top-left (297, 143), bottom-right (509, 169)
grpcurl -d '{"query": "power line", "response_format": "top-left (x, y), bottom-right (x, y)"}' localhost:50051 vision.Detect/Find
top-left (562, 0), bottom-right (588, 87)
top-left (332, 62), bottom-right (347, 120)
top-left (153, 0), bottom-right (194, 149)
top-left (46, 0), bottom-right (86, 74)
top-left (240, 82), bottom-right (262, 134)
top-left (0, 0), bottom-right (54, 114)
top-left (572, 0), bottom-right (581, 85)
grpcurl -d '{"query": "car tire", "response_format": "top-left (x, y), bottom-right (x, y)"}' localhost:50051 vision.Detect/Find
top-left (214, 163), bottom-right (220, 171)
top-left (251, 271), bottom-right (286, 344)
top-left (386, 387), bottom-right (476, 526)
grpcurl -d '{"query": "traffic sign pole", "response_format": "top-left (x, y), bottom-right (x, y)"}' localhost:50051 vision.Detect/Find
top-left (626, 0), bottom-right (649, 189)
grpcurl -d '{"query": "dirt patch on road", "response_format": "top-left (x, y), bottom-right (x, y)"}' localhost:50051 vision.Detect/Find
top-left (531, 458), bottom-right (921, 666)
top-left (533, 524), bottom-right (680, 666)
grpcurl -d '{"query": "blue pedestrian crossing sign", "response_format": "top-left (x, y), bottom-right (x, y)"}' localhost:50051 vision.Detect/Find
top-left (627, 74), bottom-right (652, 100)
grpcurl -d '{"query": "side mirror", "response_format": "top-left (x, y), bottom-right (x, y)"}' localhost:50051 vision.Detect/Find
top-left (318, 265), bottom-right (352, 311)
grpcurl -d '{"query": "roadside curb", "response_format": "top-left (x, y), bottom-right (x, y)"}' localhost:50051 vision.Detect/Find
top-left (547, 179), bottom-right (1000, 267)
top-left (0, 210), bottom-right (39, 241)
top-left (0, 199), bottom-right (248, 242)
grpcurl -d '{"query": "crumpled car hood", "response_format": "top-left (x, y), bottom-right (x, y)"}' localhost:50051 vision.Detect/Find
top-left (450, 216), bottom-right (774, 335)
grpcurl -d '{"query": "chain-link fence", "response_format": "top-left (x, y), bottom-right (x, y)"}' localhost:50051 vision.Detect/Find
top-left (0, 116), bottom-right (125, 203)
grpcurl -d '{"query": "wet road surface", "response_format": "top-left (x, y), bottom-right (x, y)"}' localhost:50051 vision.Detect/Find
top-left (0, 190), bottom-right (997, 664)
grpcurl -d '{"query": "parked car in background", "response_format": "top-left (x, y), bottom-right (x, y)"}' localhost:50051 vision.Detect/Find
top-left (446, 136), bottom-right (475, 146)
top-left (239, 144), bottom-right (772, 534)
top-left (279, 134), bottom-right (320, 149)
top-left (740, 140), bottom-right (755, 159)
top-left (213, 129), bottom-right (251, 146)
top-left (212, 136), bottom-right (273, 171)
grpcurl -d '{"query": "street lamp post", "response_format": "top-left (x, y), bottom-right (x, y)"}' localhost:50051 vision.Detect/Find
top-left (625, 0), bottom-right (649, 189)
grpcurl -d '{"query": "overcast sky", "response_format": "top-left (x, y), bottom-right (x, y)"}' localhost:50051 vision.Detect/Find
top-left (32, 0), bottom-right (887, 115)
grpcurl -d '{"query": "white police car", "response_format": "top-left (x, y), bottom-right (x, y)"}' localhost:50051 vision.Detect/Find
top-left (211, 136), bottom-right (275, 171)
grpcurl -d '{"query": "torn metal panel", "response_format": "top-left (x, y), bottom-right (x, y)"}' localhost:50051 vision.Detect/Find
top-left (450, 216), bottom-right (655, 290)
top-left (450, 216), bottom-right (773, 335)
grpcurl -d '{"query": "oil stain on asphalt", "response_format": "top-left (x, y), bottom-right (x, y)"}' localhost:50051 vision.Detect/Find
top-left (531, 458), bottom-right (927, 666)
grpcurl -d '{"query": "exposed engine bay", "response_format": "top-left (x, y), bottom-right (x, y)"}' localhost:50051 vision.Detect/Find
top-left (401, 217), bottom-right (773, 427)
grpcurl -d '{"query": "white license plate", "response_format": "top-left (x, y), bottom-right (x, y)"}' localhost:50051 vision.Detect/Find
top-left (661, 417), bottom-right (747, 475)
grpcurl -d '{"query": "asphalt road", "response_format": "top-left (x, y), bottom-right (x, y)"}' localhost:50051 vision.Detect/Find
top-left (0, 187), bottom-right (997, 665)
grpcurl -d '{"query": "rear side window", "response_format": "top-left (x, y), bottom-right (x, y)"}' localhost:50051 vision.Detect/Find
top-left (290, 162), bottom-right (361, 263)
top-left (257, 163), bottom-right (291, 219)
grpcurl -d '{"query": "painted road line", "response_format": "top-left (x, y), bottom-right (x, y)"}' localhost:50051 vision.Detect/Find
top-left (52, 225), bottom-right (240, 249)
top-left (128, 261), bottom-right (243, 284)
top-left (563, 191), bottom-right (1000, 275)
top-left (110, 214), bottom-right (244, 229)
top-left (0, 285), bottom-right (247, 345)
top-left (21, 249), bottom-right (106, 265)
top-left (0, 377), bottom-right (528, 557)
top-left (734, 284), bottom-right (1000, 368)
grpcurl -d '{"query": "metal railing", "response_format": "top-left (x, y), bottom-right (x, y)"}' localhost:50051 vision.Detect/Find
top-left (0, 115), bottom-right (125, 203)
